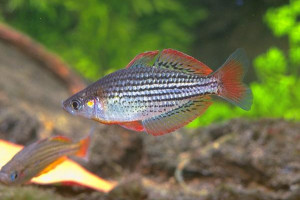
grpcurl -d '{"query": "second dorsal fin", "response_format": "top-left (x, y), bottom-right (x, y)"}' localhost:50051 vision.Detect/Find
top-left (154, 49), bottom-right (213, 75)
top-left (126, 50), bottom-right (159, 68)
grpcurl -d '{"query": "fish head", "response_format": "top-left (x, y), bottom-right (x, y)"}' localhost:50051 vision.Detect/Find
top-left (0, 166), bottom-right (25, 185)
top-left (0, 171), bottom-right (10, 185)
top-left (62, 89), bottom-right (100, 120)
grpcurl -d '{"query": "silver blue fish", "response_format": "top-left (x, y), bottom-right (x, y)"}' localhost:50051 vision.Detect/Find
top-left (63, 49), bottom-right (253, 136)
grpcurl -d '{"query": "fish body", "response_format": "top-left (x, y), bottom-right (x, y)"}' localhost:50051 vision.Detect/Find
top-left (63, 49), bottom-right (253, 136)
top-left (0, 135), bottom-right (90, 185)
top-left (86, 67), bottom-right (217, 121)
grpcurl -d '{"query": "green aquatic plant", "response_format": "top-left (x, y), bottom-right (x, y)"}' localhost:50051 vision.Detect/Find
top-left (252, 48), bottom-right (300, 119)
top-left (0, 0), bottom-right (207, 80)
top-left (0, 0), bottom-right (299, 128)
top-left (265, 0), bottom-right (300, 67)
top-left (251, 0), bottom-right (300, 120)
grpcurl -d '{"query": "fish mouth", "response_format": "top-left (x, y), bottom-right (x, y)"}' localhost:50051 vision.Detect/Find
top-left (61, 100), bottom-right (76, 115)
top-left (0, 172), bottom-right (9, 185)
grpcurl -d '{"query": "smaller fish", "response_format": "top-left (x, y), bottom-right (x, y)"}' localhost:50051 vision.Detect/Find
top-left (0, 134), bottom-right (90, 185)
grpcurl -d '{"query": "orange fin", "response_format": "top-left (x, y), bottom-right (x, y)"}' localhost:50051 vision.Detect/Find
top-left (154, 49), bottom-right (213, 75)
top-left (213, 48), bottom-right (253, 110)
top-left (126, 50), bottom-right (159, 68)
top-left (119, 121), bottom-right (144, 132)
top-left (76, 134), bottom-right (91, 158)
top-left (142, 96), bottom-right (212, 136)
top-left (51, 136), bottom-right (71, 143)
top-left (36, 157), bottom-right (66, 176)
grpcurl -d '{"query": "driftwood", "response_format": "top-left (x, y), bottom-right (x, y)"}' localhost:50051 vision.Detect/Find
top-left (0, 23), bottom-right (85, 94)
top-left (0, 24), bottom-right (299, 200)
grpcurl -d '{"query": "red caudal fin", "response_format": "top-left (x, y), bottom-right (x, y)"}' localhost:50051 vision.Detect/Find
top-left (213, 49), bottom-right (253, 111)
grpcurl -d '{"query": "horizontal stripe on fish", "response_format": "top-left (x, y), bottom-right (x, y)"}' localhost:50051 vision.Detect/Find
top-left (105, 81), bottom-right (218, 96)
top-left (103, 82), bottom-right (218, 99)
top-left (104, 84), bottom-right (218, 104)
top-left (28, 143), bottom-right (79, 162)
top-left (30, 147), bottom-right (79, 169)
top-left (96, 68), bottom-right (219, 121)
top-left (24, 143), bottom-right (79, 169)
top-left (24, 141), bottom-right (74, 159)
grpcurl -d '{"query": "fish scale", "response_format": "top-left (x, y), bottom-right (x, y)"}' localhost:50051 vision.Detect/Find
top-left (95, 66), bottom-right (218, 122)
top-left (102, 68), bottom-right (215, 97)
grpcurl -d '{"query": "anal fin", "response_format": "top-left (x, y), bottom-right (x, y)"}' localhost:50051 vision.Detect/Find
top-left (119, 121), bottom-right (145, 132)
top-left (36, 157), bottom-right (66, 177)
top-left (142, 96), bottom-right (212, 136)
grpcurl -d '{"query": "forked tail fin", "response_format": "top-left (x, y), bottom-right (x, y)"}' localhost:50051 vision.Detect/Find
top-left (213, 48), bottom-right (253, 110)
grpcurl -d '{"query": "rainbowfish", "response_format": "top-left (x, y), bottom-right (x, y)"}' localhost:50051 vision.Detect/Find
top-left (63, 49), bottom-right (253, 136)
top-left (0, 135), bottom-right (90, 185)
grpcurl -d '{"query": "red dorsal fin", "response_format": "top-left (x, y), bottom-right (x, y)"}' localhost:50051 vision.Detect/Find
top-left (126, 50), bottom-right (159, 68)
top-left (51, 136), bottom-right (71, 143)
top-left (154, 49), bottom-right (213, 76)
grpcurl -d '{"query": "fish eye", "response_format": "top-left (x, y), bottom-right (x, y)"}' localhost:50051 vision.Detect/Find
top-left (10, 171), bottom-right (18, 181)
top-left (71, 100), bottom-right (81, 111)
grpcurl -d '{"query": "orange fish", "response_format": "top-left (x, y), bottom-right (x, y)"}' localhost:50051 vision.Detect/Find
top-left (0, 135), bottom-right (90, 185)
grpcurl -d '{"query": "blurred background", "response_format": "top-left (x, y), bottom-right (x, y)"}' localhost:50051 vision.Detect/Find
top-left (0, 0), bottom-right (299, 200)
top-left (1, 0), bottom-right (299, 126)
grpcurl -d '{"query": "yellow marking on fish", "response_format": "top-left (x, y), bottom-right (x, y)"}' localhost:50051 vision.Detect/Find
top-left (87, 100), bottom-right (94, 108)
